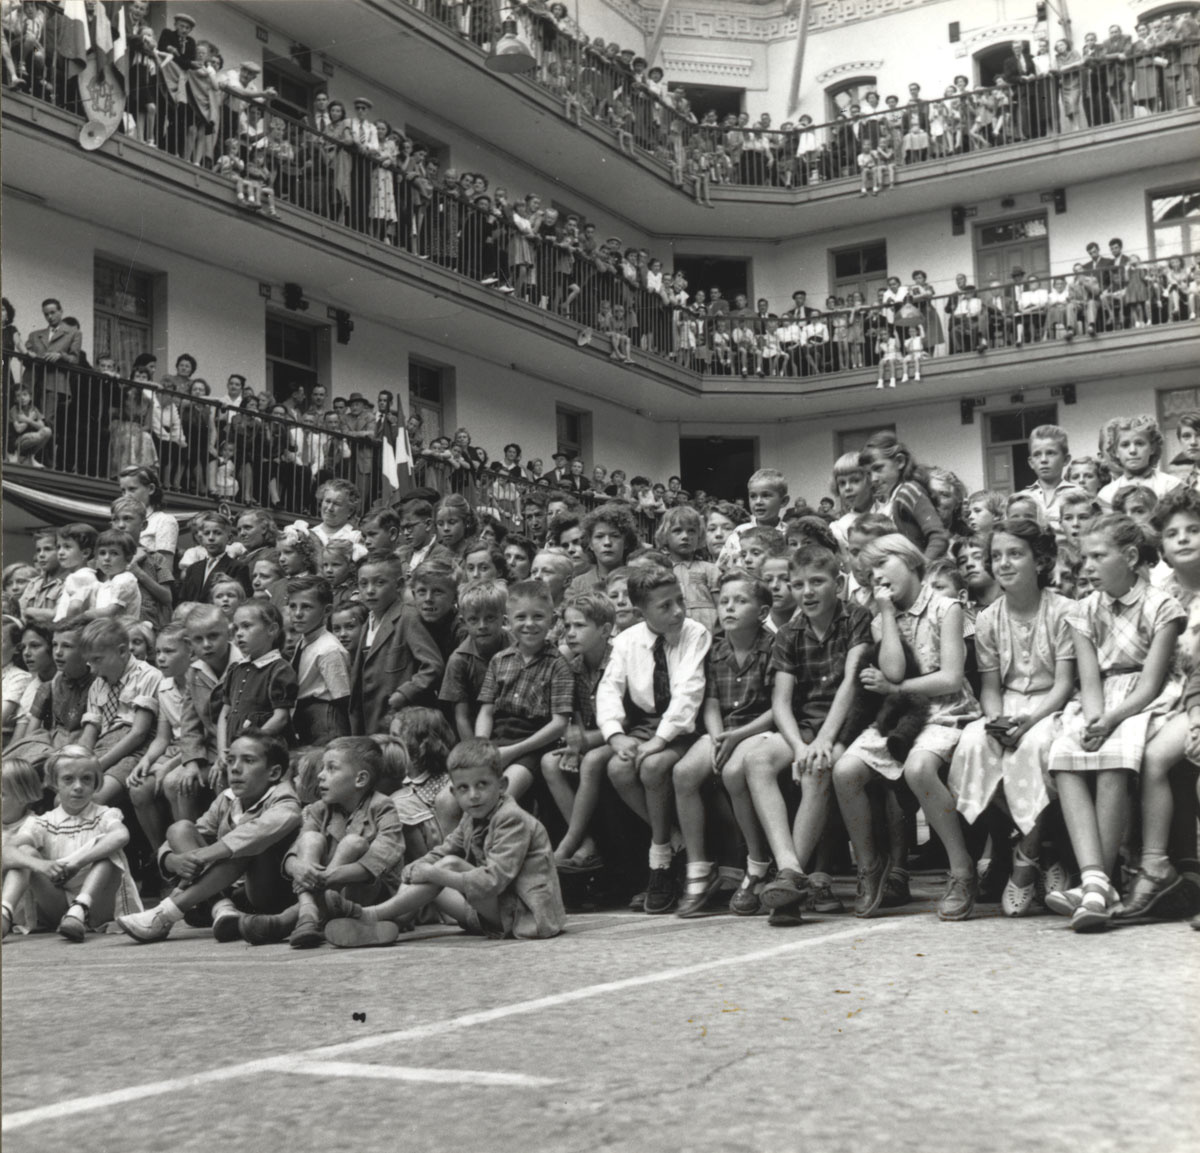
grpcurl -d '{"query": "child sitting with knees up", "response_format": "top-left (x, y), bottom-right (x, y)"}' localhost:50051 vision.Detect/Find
top-left (324, 738), bottom-right (565, 946)
top-left (236, 736), bottom-right (406, 949)
top-left (3, 746), bottom-right (142, 941)
top-left (117, 730), bottom-right (302, 943)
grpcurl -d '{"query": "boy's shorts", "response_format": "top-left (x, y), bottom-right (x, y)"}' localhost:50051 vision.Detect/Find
top-left (464, 903), bottom-right (506, 939)
top-left (94, 726), bottom-right (148, 787)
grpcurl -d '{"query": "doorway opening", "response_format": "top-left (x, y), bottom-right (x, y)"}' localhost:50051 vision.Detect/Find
top-left (679, 436), bottom-right (757, 502)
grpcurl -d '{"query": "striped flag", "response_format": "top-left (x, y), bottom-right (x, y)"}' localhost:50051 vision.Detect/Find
top-left (381, 416), bottom-right (412, 491)
top-left (57, 0), bottom-right (91, 80)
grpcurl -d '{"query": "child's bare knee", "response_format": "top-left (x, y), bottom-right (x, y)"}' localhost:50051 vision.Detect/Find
top-left (607, 753), bottom-right (636, 785)
top-left (336, 834), bottom-right (371, 861)
top-left (164, 820), bottom-right (200, 850)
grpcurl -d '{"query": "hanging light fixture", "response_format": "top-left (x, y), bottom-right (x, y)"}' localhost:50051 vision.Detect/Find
top-left (485, 8), bottom-right (536, 73)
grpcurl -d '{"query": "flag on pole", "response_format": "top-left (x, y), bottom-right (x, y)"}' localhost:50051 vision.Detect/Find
top-left (381, 416), bottom-right (413, 491)
top-left (113, 2), bottom-right (128, 86)
top-left (92, 0), bottom-right (113, 66)
top-left (57, 0), bottom-right (91, 81)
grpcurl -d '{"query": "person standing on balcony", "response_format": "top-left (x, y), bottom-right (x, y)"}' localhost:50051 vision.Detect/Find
top-left (24, 298), bottom-right (81, 465)
top-left (1053, 38), bottom-right (1086, 130)
top-left (1002, 40), bottom-right (1038, 141)
top-left (347, 97), bottom-right (379, 232)
top-left (1100, 24), bottom-right (1134, 120)
top-left (216, 59), bottom-right (274, 157)
top-left (342, 393), bottom-right (377, 510)
top-left (156, 12), bottom-right (198, 157)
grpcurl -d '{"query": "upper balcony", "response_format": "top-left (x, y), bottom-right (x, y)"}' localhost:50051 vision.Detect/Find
top-left (249, 0), bottom-right (1200, 241)
top-left (5, 80), bottom-right (1198, 429)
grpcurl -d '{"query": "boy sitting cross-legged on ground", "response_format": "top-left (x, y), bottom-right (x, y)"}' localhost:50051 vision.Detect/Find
top-left (240, 736), bottom-right (405, 948)
top-left (597, 565), bottom-right (712, 913)
top-left (744, 546), bottom-right (873, 923)
top-left (672, 571), bottom-right (777, 918)
top-left (116, 730), bottom-right (302, 943)
top-left (325, 738), bottom-right (566, 945)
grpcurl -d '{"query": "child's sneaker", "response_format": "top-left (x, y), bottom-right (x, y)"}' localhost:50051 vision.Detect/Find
top-left (239, 914), bottom-right (292, 946)
top-left (854, 859), bottom-right (889, 918)
top-left (760, 868), bottom-right (808, 910)
top-left (880, 870), bottom-right (912, 909)
top-left (937, 871), bottom-right (978, 921)
top-left (806, 873), bottom-right (845, 914)
top-left (643, 867), bottom-right (678, 915)
top-left (289, 917), bottom-right (325, 949)
top-left (325, 919), bottom-right (400, 948)
top-left (117, 906), bottom-right (175, 943)
top-left (767, 905), bottom-right (805, 928)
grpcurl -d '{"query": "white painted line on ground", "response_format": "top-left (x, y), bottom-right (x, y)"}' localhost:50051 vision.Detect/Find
top-left (1, 920), bottom-right (904, 1132)
top-left (277, 1060), bottom-right (559, 1087)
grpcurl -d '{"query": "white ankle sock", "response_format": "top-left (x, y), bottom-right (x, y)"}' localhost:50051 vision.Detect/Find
top-left (1141, 851), bottom-right (1171, 876)
top-left (158, 898), bottom-right (185, 924)
top-left (648, 842), bottom-right (673, 870)
top-left (745, 858), bottom-right (771, 879)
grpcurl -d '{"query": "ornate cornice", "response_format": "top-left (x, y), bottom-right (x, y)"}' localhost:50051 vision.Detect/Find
top-left (597, 0), bottom-right (950, 40)
top-left (953, 20), bottom-right (1038, 57)
top-left (660, 51), bottom-right (756, 79)
top-left (815, 59), bottom-right (885, 82)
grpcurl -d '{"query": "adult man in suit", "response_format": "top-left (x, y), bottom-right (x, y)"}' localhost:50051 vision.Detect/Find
top-left (1002, 40), bottom-right (1038, 140)
top-left (784, 290), bottom-right (819, 376)
top-left (349, 556), bottom-right (443, 735)
top-left (303, 90), bottom-right (335, 218)
top-left (1101, 24), bottom-right (1135, 120)
top-left (25, 298), bottom-right (82, 466)
top-left (1102, 237), bottom-right (1131, 329)
top-left (157, 12), bottom-right (198, 156)
top-left (547, 451), bottom-right (572, 487)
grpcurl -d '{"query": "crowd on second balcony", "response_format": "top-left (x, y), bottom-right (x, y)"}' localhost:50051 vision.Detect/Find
top-left (401, 1), bottom-right (1200, 192)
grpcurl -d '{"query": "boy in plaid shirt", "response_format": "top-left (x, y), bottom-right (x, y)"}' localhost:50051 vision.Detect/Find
top-left (745, 546), bottom-right (872, 922)
top-left (673, 572), bottom-right (777, 918)
top-left (440, 580), bottom-right (509, 741)
top-left (77, 619), bottom-right (162, 806)
top-left (475, 580), bottom-right (575, 804)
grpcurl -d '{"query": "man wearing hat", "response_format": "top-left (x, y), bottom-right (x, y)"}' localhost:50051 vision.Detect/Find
top-left (347, 97), bottom-right (378, 224)
top-left (217, 58), bottom-right (276, 144)
top-left (157, 13), bottom-right (198, 155)
top-left (547, 451), bottom-right (572, 487)
top-left (342, 392), bottom-right (378, 509)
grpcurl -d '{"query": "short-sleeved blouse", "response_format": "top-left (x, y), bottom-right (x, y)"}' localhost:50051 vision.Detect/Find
top-left (870, 584), bottom-right (979, 724)
top-left (974, 591), bottom-right (1075, 696)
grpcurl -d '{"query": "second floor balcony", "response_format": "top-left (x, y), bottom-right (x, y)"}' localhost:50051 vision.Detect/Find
top-left (4, 84), bottom-right (1198, 429)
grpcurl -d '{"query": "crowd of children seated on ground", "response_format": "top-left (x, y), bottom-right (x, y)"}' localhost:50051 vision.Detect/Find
top-left (3, 411), bottom-right (1200, 952)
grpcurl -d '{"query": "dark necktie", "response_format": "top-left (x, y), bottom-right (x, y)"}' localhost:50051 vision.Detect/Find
top-left (652, 635), bottom-right (671, 715)
top-left (290, 639), bottom-right (304, 672)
